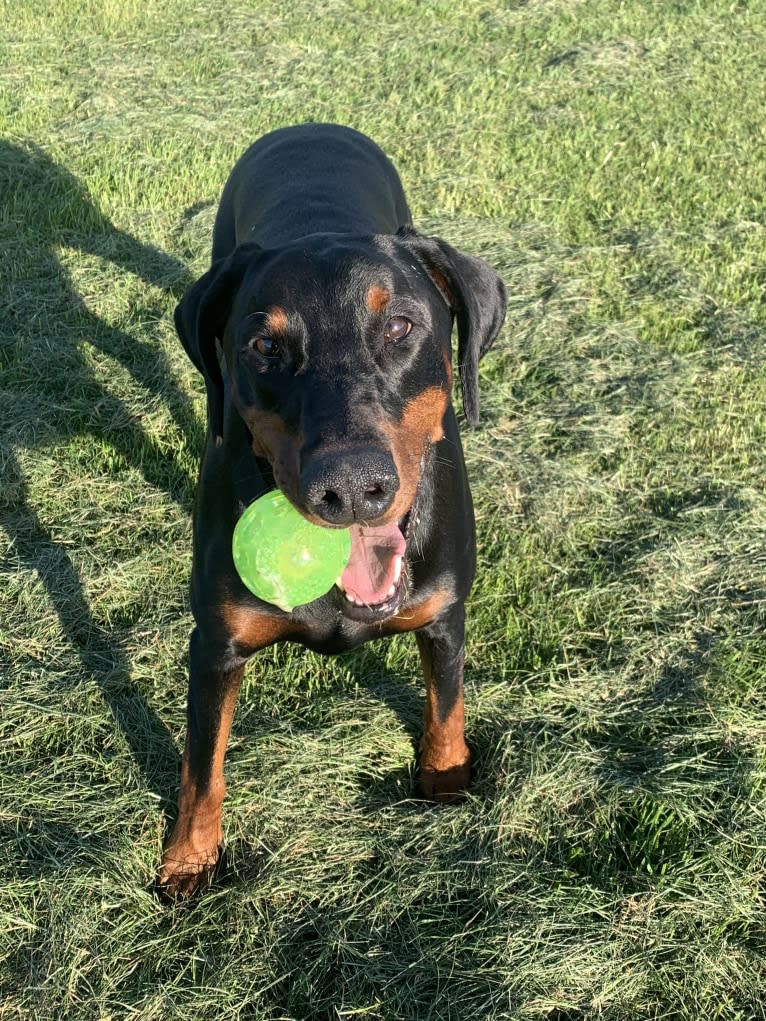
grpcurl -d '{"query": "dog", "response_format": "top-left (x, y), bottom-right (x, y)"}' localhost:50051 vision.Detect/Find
top-left (159, 123), bottom-right (507, 897)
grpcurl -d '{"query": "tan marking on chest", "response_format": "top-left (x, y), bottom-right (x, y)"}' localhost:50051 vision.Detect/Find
top-left (384, 587), bottom-right (453, 634)
top-left (220, 602), bottom-right (295, 650)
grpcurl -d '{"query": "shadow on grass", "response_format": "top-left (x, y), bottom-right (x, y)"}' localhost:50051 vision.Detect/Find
top-left (489, 630), bottom-right (760, 896)
top-left (0, 814), bottom-right (110, 880)
top-left (0, 139), bottom-right (201, 487)
top-left (2, 462), bottom-right (183, 803)
top-left (1, 141), bottom-right (198, 802)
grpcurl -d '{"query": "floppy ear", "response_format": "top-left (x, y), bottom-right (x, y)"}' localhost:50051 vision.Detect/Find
top-left (174, 243), bottom-right (261, 442)
top-left (397, 227), bottom-right (507, 426)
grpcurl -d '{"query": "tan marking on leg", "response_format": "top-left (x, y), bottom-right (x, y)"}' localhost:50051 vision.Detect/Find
top-left (414, 620), bottom-right (472, 801)
top-left (418, 646), bottom-right (471, 802)
top-left (421, 681), bottom-right (469, 774)
top-left (159, 668), bottom-right (244, 898)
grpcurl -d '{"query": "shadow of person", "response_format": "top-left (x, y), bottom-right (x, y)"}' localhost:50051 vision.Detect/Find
top-left (1, 455), bottom-right (183, 803)
top-left (1, 140), bottom-right (200, 802)
top-left (1, 138), bottom-right (202, 492)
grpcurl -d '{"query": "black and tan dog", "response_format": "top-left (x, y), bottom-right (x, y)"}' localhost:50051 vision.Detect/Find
top-left (160, 124), bottom-right (507, 897)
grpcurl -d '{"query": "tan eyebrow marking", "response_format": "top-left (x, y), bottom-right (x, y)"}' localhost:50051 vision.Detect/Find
top-left (366, 285), bottom-right (391, 314)
top-left (265, 305), bottom-right (289, 333)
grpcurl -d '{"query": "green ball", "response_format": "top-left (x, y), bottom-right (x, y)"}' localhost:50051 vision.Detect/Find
top-left (232, 490), bottom-right (351, 612)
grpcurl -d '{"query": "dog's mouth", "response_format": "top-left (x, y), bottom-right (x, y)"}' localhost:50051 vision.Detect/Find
top-left (335, 507), bottom-right (417, 621)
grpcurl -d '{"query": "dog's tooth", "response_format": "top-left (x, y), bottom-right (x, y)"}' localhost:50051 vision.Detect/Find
top-left (386, 584), bottom-right (396, 598)
top-left (393, 556), bottom-right (403, 584)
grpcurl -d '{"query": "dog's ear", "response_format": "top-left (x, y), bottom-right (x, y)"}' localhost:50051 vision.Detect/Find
top-left (174, 243), bottom-right (261, 442)
top-left (397, 227), bottom-right (507, 426)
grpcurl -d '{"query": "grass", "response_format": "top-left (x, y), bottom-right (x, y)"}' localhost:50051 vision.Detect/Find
top-left (2, 0), bottom-right (766, 1017)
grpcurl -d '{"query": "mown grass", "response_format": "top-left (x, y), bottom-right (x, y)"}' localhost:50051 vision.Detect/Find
top-left (2, 1), bottom-right (766, 1018)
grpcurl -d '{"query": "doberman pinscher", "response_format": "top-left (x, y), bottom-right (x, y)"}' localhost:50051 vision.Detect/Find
top-left (160, 124), bottom-right (507, 897)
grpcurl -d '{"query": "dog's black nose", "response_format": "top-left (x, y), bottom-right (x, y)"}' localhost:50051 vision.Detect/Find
top-left (300, 451), bottom-right (400, 524)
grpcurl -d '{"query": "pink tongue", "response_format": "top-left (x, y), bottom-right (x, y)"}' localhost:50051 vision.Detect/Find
top-left (340, 523), bottom-right (406, 604)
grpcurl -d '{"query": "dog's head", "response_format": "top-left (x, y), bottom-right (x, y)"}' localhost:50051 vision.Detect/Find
top-left (175, 229), bottom-right (506, 617)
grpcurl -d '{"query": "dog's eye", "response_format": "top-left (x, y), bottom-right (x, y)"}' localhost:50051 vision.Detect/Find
top-left (254, 336), bottom-right (280, 357)
top-left (384, 316), bottom-right (412, 343)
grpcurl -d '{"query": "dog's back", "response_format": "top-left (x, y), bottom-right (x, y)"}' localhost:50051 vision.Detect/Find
top-left (212, 123), bottom-right (412, 256)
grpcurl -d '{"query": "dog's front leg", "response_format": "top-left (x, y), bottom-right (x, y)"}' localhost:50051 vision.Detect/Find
top-left (159, 628), bottom-right (245, 899)
top-left (415, 603), bottom-right (473, 801)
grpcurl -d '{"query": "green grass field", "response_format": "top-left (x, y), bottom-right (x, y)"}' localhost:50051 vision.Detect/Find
top-left (2, 1), bottom-right (766, 1017)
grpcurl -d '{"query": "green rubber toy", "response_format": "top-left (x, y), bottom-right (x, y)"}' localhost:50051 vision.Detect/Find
top-left (232, 490), bottom-right (351, 612)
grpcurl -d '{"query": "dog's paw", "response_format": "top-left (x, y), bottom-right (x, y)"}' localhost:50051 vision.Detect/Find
top-left (157, 845), bottom-right (221, 901)
top-left (417, 754), bottom-right (472, 803)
